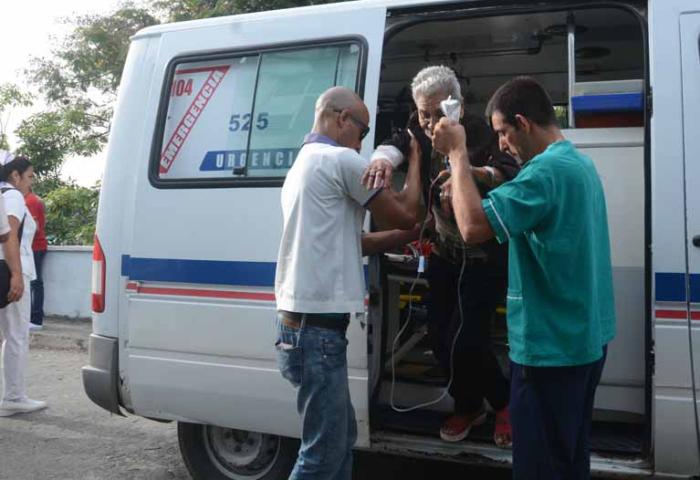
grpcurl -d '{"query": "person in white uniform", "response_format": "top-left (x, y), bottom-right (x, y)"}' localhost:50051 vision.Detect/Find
top-left (0, 152), bottom-right (47, 417)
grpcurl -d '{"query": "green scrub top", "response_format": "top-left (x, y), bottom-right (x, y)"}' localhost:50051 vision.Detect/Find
top-left (482, 140), bottom-right (616, 367)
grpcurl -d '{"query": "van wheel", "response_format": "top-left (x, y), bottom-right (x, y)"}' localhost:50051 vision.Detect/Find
top-left (178, 422), bottom-right (298, 480)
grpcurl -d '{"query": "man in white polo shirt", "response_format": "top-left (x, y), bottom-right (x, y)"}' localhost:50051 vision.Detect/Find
top-left (275, 87), bottom-right (422, 480)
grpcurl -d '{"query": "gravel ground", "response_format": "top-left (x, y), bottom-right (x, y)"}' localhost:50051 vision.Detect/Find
top-left (0, 347), bottom-right (187, 480)
top-left (0, 318), bottom-right (512, 480)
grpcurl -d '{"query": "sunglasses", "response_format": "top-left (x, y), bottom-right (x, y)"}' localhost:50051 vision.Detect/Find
top-left (333, 108), bottom-right (370, 141)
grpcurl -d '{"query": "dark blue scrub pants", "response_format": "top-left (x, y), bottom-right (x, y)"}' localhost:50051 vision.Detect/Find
top-left (510, 347), bottom-right (607, 480)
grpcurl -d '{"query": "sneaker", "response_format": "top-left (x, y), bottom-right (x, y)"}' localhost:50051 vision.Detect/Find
top-left (29, 324), bottom-right (43, 331)
top-left (493, 407), bottom-right (512, 448)
top-left (0, 398), bottom-right (47, 417)
top-left (439, 410), bottom-right (487, 442)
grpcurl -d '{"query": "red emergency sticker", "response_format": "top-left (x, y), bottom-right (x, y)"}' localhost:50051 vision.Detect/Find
top-left (160, 65), bottom-right (230, 175)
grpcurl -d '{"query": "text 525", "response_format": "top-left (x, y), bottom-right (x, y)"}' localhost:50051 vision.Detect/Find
top-left (229, 113), bottom-right (269, 131)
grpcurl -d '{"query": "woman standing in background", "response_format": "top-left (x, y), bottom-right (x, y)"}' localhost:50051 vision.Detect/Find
top-left (25, 189), bottom-right (47, 330)
top-left (0, 153), bottom-right (47, 416)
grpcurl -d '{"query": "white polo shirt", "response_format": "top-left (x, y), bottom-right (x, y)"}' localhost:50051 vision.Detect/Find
top-left (275, 136), bottom-right (379, 314)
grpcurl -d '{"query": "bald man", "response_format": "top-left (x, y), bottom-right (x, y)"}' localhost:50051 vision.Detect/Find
top-left (274, 87), bottom-right (422, 479)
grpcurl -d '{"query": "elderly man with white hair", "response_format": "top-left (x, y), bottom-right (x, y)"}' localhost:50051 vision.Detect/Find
top-left (274, 86), bottom-right (422, 480)
top-left (363, 66), bottom-right (520, 447)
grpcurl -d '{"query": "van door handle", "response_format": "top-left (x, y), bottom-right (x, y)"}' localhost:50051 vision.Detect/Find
top-left (694, 235), bottom-right (700, 247)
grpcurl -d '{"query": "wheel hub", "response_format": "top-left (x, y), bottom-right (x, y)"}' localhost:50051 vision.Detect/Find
top-left (205, 427), bottom-right (280, 479)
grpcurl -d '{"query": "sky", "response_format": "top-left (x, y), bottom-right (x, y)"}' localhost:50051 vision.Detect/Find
top-left (0, 0), bottom-right (126, 186)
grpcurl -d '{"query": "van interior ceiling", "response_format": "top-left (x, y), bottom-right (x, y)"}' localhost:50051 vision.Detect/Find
top-left (369, 5), bottom-right (647, 458)
top-left (374, 6), bottom-right (644, 141)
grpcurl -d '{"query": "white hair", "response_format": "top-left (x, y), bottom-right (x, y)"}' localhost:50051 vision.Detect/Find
top-left (411, 65), bottom-right (463, 102)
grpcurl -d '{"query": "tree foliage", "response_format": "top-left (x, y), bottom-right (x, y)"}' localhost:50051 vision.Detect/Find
top-left (153, 0), bottom-right (342, 21)
top-left (17, 0), bottom-right (343, 244)
top-left (0, 84), bottom-right (32, 150)
top-left (30, 6), bottom-right (159, 102)
top-left (15, 105), bottom-right (103, 183)
top-left (21, 5), bottom-right (159, 170)
top-left (44, 184), bottom-right (99, 246)
top-left (13, 4), bottom-right (159, 244)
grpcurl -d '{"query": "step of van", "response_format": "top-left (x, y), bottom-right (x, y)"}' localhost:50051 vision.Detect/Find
top-left (373, 406), bottom-right (645, 455)
top-left (369, 431), bottom-right (653, 478)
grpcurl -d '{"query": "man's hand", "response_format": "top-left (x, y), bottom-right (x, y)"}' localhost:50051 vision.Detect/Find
top-left (361, 222), bottom-right (423, 256)
top-left (362, 136), bottom-right (421, 190)
top-left (362, 157), bottom-right (394, 190)
top-left (433, 118), bottom-right (467, 157)
top-left (8, 273), bottom-right (23, 303)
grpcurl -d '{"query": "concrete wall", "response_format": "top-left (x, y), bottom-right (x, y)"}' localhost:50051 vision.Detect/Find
top-left (43, 246), bottom-right (92, 319)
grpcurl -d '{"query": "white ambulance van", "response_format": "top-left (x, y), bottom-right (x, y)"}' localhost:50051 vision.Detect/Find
top-left (82, 0), bottom-right (700, 477)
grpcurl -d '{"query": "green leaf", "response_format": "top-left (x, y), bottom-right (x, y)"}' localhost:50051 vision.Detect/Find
top-left (44, 183), bottom-right (99, 245)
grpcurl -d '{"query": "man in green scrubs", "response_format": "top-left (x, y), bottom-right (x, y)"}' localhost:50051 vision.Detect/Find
top-left (432, 76), bottom-right (615, 479)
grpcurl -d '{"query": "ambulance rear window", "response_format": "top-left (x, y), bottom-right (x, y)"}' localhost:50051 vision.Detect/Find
top-left (153, 41), bottom-right (363, 186)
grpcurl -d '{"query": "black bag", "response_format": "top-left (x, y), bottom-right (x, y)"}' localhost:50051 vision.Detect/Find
top-left (0, 187), bottom-right (25, 308)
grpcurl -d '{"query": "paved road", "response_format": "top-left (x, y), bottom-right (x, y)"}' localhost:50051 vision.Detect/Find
top-left (0, 319), bottom-right (512, 480)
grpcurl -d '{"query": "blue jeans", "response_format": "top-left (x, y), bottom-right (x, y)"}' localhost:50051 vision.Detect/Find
top-left (30, 250), bottom-right (46, 326)
top-left (275, 316), bottom-right (357, 480)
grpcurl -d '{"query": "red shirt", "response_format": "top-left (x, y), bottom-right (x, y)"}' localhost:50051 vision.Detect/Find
top-left (24, 192), bottom-right (48, 251)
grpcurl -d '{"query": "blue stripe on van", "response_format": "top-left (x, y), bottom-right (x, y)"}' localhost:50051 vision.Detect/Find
top-left (120, 255), bottom-right (371, 289)
top-left (572, 93), bottom-right (643, 113)
top-left (121, 256), bottom-right (698, 302)
top-left (655, 272), bottom-right (700, 303)
top-left (121, 255), bottom-right (276, 287)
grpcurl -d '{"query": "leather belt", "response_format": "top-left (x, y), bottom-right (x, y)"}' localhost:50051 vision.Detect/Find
top-left (279, 311), bottom-right (349, 332)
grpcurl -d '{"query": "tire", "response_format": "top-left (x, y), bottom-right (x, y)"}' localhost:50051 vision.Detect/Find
top-left (178, 422), bottom-right (298, 480)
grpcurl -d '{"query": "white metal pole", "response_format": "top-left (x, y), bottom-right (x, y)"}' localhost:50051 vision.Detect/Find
top-left (567, 13), bottom-right (576, 128)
